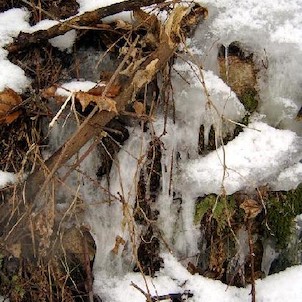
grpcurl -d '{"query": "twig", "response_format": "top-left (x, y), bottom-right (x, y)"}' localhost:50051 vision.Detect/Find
top-left (247, 219), bottom-right (256, 302)
top-left (49, 92), bottom-right (73, 128)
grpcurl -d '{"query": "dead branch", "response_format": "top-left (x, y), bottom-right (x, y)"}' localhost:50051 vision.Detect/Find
top-left (25, 5), bottom-right (192, 209)
top-left (0, 5), bottom-right (199, 254)
top-left (6, 0), bottom-right (165, 53)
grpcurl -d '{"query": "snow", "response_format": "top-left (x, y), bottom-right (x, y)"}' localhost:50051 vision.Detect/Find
top-left (77, 0), bottom-right (132, 23)
top-left (56, 80), bottom-right (98, 96)
top-left (77, 0), bottom-right (124, 13)
top-left (49, 30), bottom-right (77, 52)
top-left (181, 121), bottom-right (302, 196)
top-left (172, 63), bottom-right (246, 155)
top-left (0, 9), bottom-right (30, 92)
top-left (94, 253), bottom-right (302, 302)
top-left (271, 163), bottom-right (302, 191)
top-left (0, 171), bottom-right (16, 188)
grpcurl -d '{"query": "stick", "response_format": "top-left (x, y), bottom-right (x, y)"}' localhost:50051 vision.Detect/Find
top-left (25, 6), bottom-right (190, 209)
top-left (6, 0), bottom-right (164, 53)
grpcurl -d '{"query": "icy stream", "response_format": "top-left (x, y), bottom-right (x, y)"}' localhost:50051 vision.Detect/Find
top-left (0, 0), bottom-right (301, 301)
top-left (85, 1), bottom-right (302, 301)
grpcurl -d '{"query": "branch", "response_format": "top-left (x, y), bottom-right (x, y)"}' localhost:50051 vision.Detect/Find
top-left (6, 0), bottom-right (165, 53)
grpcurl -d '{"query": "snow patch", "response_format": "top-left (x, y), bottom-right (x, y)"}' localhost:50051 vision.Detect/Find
top-left (0, 171), bottom-right (17, 188)
top-left (181, 122), bottom-right (302, 196)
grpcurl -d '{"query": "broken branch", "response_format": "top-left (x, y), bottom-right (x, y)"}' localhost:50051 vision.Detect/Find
top-left (6, 0), bottom-right (165, 53)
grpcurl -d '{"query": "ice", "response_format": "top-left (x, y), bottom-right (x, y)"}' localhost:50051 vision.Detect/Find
top-left (181, 121), bottom-right (302, 196)
top-left (87, 126), bottom-right (149, 275)
top-left (172, 62), bottom-right (245, 156)
top-left (194, 0), bottom-right (302, 136)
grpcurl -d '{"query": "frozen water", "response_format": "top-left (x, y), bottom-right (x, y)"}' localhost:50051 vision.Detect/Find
top-left (0, 0), bottom-right (301, 301)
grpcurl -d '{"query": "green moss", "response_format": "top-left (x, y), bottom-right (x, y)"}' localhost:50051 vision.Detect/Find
top-left (240, 89), bottom-right (258, 113)
top-left (195, 194), bottom-right (236, 234)
top-left (266, 185), bottom-right (302, 249)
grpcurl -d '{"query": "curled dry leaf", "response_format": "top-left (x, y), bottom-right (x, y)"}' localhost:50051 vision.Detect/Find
top-left (163, 6), bottom-right (190, 46)
top-left (240, 198), bottom-right (263, 219)
top-left (75, 91), bottom-right (117, 113)
top-left (88, 82), bottom-right (121, 98)
top-left (115, 19), bottom-right (133, 30)
top-left (133, 58), bottom-right (159, 89)
top-left (0, 88), bottom-right (22, 124)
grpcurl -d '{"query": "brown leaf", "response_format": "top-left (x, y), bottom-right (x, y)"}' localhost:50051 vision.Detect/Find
top-left (163, 6), bottom-right (190, 46)
top-left (240, 199), bottom-right (263, 219)
top-left (133, 101), bottom-right (145, 116)
top-left (115, 19), bottom-right (133, 30)
top-left (0, 88), bottom-right (22, 124)
top-left (88, 83), bottom-right (121, 98)
top-left (133, 8), bottom-right (159, 32)
top-left (75, 91), bottom-right (117, 113)
top-left (111, 235), bottom-right (126, 255)
top-left (133, 58), bottom-right (159, 89)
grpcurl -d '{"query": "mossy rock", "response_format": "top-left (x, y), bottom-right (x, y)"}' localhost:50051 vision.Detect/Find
top-left (195, 194), bottom-right (236, 234)
top-left (265, 185), bottom-right (302, 249)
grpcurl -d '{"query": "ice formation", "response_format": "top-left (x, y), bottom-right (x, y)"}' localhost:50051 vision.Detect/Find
top-left (0, 0), bottom-right (301, 301)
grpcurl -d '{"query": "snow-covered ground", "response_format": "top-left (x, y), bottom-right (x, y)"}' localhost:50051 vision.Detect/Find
top-left (0, 0), bottom-right (302, 301)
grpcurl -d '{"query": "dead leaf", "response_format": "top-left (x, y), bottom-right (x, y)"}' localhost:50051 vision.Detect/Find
top-left (115, 19), bottom-right (133, 30)
top-left (111, 235), bottom-right (126, 255)
top-left (88, 83), bottom-right (121, 98)
top-left (133, 58), bottom-right (159, 89)
top-left (75, 91), bottom-right (117, 113)
top-left (133, 101), bottom-right (145, 116)
top-left (0, 88), bottom-right (22, 124)
top-left (240, 199), bottom-right (263, 219)
top-left (133, 8), bottom-right (159, 32)
top-left (163, 6), bottom-right (190, 46)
